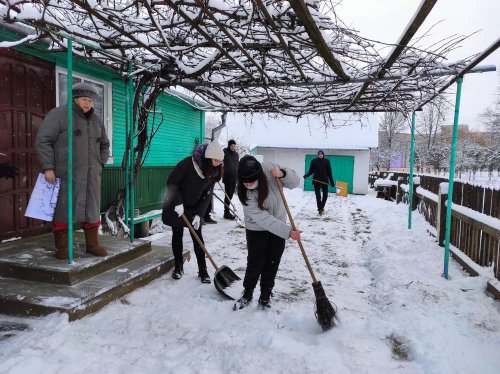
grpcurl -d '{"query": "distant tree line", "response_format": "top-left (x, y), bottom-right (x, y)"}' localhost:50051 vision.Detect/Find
top-left (371, 82), bottom-right (500, 180)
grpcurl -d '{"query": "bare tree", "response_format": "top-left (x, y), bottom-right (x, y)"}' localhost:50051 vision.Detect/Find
top-left (480, 74), bottom-right (500, 177)
top-left (378, 112), bottom-right (407, 170)
top-left (415, 96), bottom-right (449, 172)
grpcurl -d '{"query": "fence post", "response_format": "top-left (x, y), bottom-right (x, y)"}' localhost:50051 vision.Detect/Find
top-left (411, 176), bottom-right (420, 211)
top-left (437, 183), bottom-right (448, 247)
top-left (397, 177), bottom-right (404, 204)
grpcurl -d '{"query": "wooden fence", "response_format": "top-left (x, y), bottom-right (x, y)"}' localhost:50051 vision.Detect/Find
top-left (369, 171), bottom-right (500, 283)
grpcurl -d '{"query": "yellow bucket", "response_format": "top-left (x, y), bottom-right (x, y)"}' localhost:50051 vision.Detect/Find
top-left (336, 181), bottom-right (348, 197)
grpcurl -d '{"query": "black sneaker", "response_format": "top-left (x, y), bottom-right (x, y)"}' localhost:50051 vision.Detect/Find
top-left (233, 289), bottom-right (253, 310)
top-left (204, 217), bottom-right (217, 224)
top-left (198, 268), bottom-right (211, 284)
top-left (258, 289), bottom-right (273, 309)
top-left (224, 212), bottom-right (236, 220)
top-left (171, 264), bottom-right (183, 280)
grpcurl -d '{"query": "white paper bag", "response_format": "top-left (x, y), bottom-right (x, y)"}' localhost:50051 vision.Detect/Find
top-left (25, 173), bottom-right (61, 221)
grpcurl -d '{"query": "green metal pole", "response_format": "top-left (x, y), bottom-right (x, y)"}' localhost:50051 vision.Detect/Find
top-left (67, 39), bottom-right (74, 264)
top-left (124, 69), bottom-right (130, 226)
top-left (443, 77), bottom-right (463, 279)
top-left (128, 64), bottom-right (135, 242)
top-left (408, 112), bottom-right (416, 229)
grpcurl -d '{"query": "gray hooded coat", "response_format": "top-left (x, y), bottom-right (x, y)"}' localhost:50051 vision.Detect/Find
top-left (35, 104), bottom-right (110, 223)
top-left (242, 162), bottom-right (300, 239)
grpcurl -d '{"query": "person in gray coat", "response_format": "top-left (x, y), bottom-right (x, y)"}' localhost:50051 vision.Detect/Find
top-left (233, 155), bottom-right (301, 310)
top-left (35, 82), bottom-right (110, 260)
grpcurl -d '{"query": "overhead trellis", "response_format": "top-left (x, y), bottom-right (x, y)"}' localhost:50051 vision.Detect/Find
top-left (2, 0), bottom-right (496, 116)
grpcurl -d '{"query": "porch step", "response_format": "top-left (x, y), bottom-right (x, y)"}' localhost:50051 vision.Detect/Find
top-left (0, 245), bottom-right (181, 321)
top-left (0, 233), bottom-right (151, 285)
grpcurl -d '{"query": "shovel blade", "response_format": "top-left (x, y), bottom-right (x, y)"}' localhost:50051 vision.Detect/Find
top-left (214, 265), bottom-right (242, 300)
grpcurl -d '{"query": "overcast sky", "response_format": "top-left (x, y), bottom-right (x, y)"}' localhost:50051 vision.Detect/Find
top-left (221, 0), bottom-right (499, 149)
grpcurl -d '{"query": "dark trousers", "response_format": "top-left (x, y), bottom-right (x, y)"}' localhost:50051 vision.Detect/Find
top-left (172, 226), bottom-right (207, 270)
top-left (203, 198), bottom-right (213, 220)
top-left (243, 229), bottom-right (286, 293)
top-left (224, 182), bottom-right (236, 214)
top-left (314, 183), bottom-right (329, 210)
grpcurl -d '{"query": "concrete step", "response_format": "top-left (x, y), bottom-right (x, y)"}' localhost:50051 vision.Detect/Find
top-left (0, 245), bottom-right (183, 321)
top-left (0, 233), bottom-right (152, 285)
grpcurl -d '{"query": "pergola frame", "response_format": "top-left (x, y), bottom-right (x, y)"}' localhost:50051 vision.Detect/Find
top-left (2, 0), bottom-right (496, 116)
top-left (1, 1), bottom-right (498, 273)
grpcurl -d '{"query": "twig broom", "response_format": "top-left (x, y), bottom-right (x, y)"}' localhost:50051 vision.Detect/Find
top-left (275, 177), bottom-right (338, 331)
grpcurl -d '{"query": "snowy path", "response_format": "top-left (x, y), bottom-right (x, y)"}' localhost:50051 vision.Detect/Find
top-left (1, 190), bottom-right (499, 374)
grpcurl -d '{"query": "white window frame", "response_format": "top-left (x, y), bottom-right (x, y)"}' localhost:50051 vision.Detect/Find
top-left (55, 67), bottom-right (114, 162)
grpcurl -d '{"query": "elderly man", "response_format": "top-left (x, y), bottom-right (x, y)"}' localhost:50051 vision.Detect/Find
top-left (35, 82), bottom-right (110, 260)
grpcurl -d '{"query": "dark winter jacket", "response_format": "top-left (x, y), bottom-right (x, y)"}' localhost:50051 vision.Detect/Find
top-left (35, 104), bottom-right (110, 222)
top-left (162, 144), bottom-right (220, 228)
top-left (222, 147), bottom-right (239, 184)
top-left (304, 157), bottom-right (334, 186)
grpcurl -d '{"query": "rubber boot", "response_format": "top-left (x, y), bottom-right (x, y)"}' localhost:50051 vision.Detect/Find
top-left (84, 227), bottom-right (108, 256)
top-left (53, 231), bottom-right (68, 260)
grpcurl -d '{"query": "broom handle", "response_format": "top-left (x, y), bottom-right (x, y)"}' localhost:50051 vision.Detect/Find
top-left (217, 181), bottom-right (239, 213)
top-left (275, 177), bottom-right (318, 283)
top-left (180, 213), bottom-right (219, 270)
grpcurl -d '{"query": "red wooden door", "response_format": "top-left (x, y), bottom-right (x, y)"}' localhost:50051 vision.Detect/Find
top-left (0, 49), bottom-right (55, 241)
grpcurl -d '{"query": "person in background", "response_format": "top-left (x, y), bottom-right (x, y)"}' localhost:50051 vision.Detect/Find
top-left (162, 141), bottom-right (224, 283)
top-left (222, 139), bottom-right (239, 220)
top-left (35, 82), bottom-right (110, 260)
top-left (303, 149), bottom-right (334, 215)
top-left (234, 155), bottom-right (301, 310)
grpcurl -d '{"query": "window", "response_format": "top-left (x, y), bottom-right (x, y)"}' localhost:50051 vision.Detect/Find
top-left (56, 68), bottom-right (113, 161)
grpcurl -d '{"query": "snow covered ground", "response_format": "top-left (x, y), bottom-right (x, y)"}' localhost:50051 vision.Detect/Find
top-left (1, 188), bottom-right (499, 374)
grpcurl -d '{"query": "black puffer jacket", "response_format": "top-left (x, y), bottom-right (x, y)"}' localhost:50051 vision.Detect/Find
top-left (304, 157), bottom-right (334, 186)
top-left (162, 144), bottom-right (220, 228)
top-left (222, 147), bottom-right (239, 184)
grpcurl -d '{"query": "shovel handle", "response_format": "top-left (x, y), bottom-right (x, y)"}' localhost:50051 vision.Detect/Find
top-left (275, 177), bottom-right (318, 283)
top-left (312, 178), bottom-right (342, 191)
top-left (312, 178), bottom-right (329, 186)
top-left (217, 181), bottom-right (240, 214)
top-left (212, 192), bottom-right (243, 221)
top-left (180, 213), bottom-right (219, 270)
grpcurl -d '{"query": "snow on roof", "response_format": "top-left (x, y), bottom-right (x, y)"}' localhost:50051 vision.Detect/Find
top-left (226, 112), bottom-right (378, 150)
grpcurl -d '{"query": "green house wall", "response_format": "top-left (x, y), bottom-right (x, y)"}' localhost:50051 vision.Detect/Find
top-left (2, 27), bottom-right (205, 212)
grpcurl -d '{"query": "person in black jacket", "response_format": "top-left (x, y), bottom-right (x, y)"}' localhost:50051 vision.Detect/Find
top-left (162, 141), bottom-right (224, 282)
top-left (303, 150), bottom-right (335, 215)
top-left (222, 139), bottom-right (239, 219)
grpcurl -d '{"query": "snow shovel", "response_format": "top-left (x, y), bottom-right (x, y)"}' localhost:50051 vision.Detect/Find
top-left (275, 177), bottom-right (338, 331)
top-left (312, 178), bottom-right (343, 192)
top-left (180, 214), bottom-right (241, 300)
top-left (212, 193), bottom-right (245, 228)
